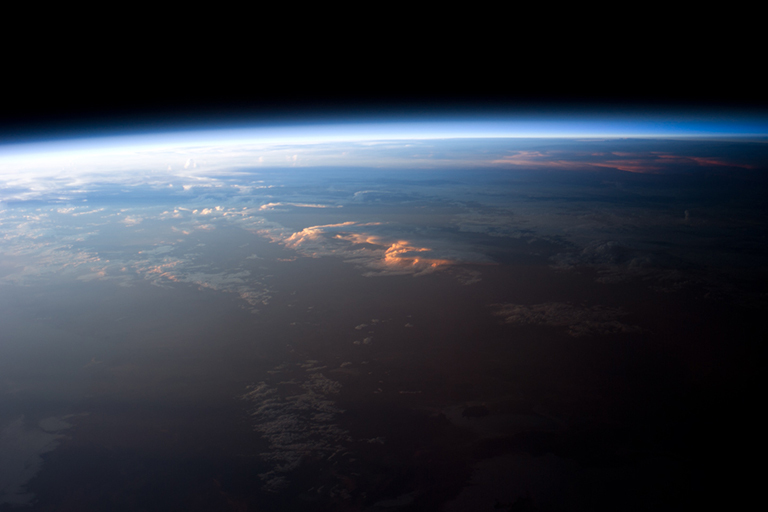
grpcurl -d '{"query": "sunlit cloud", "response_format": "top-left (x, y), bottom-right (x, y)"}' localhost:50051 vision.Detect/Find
top-left (382, 240), bottom-right (453, 270)
top-left (261, 221), bottom-right (476, 278)
top-left (280, 221), bottom-right (358, 249)
top-left (491, 149), bottom-right (757, 174)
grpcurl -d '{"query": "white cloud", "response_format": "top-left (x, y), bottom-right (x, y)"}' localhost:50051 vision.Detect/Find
top-left (241, 363), bottom-right (351, 493)
top-left (120, 215), bottom-right (143, 226)
top-left (258, 202), bottom-right (342, 211)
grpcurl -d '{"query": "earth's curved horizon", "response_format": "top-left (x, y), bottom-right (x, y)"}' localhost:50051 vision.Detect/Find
top-left (1, 113), bottom-right (766, 511)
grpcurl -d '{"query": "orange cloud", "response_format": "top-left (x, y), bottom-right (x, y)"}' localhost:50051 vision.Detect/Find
top-left (382, 241), bottom-right (453, 270)
top-left (491, 149), bottom-right (754, 174)
top-left (334, 233), bottom-right (384, 245)
top-left (590, 160), bottom-right (664, 174)
top-left (687, 156), bottom-right (753, 168)
top-left (283, 222), bottom-right (356, 248)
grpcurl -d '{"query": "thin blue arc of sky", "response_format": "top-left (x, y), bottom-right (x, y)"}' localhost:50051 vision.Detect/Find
top-left (1, 118), bottom-right (767, 157)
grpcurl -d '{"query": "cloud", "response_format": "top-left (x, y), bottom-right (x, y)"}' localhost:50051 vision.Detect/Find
top-left (133, 260), bottom-right (272, 308)
top-left (0, 216), bottom-right (106, 285)
top-left (549, 240), bottom-right (693, 290)
top-left (120, 215), bottom-right (143, 226)
top-left (138, 245), bottom-right (174, 255)
top-left (260, 221), bottom-right (488, 280)
top-left (491, 151), bottom-right (570, 167)
top-left (241, 363), bottom-right (351, 493)
top-left (490, 149), bottom-right (755, 174)
top-left (278, 221), bottom-right (358, 248)
top-left (0, 204), bottom-right (276, 309)
top-left (493, 302), bottom-right (639, 337)
top-left (258, 202), bottom-right (342, 211)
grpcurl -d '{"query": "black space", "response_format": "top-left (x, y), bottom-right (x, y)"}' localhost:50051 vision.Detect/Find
top-left (3, 44), bottom-right (766, 144)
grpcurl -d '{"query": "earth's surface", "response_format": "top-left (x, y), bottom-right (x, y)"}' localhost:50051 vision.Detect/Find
top-left (0, 121), bottom-right (766, 511)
